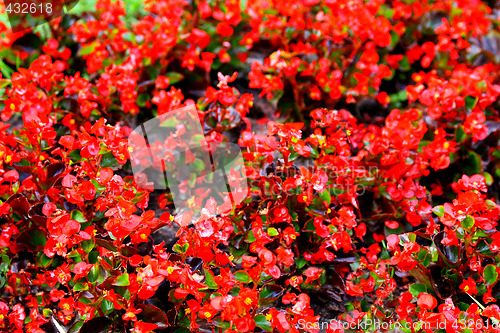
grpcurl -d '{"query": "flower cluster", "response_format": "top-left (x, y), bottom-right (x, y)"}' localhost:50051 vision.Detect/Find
top-left (0, 0), bottom-right (500, 332)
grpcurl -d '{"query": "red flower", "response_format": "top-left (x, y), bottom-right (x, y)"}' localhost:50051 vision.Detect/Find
top-left (132, 321), bottom-right (158, 333)
top-left (234, 315), bottom-right (255, 332)
top-left (55, 265), bottom-right (71, 284)
top-left (123, 308), bottom-right (142, 321)
top-left (454, 174), bottom-right (487, 193)
top-left (417, 293), bottom-right (437, 310)
top-left (303, 267), bottom-right (323, 285)
top-left (73, 262), bottom-right (92, 279)
top-left (463, 112), bottom-right (488, 142)
top-left (460, 277), bottom-right (478, 295)
top-left (58, 298), bottom-right (75, 316)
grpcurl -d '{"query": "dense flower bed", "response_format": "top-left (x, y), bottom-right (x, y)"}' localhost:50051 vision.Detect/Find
top-left (0, 0), bottom-right (500, 332)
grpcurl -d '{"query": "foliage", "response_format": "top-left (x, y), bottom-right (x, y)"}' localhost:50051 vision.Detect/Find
top-left (0, 0), bottom-right (499, 332)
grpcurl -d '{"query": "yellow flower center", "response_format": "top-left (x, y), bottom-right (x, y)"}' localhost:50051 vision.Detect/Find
top-left (204, 312), bottom-right (212, 318)
top-left (244, 297), bottom-right (252, 306)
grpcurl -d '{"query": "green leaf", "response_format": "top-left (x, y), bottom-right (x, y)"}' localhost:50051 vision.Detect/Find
top-left (484, 265), bottom-right (498, 285)
top-left (409, 283), bottom-right (427, 297)
top-left (465, 96), bottom-right (478, 110)
top-left (68, 150), bottom-right (83, 163)
top-left (40, 254), bottom-right (52, 268)
top-left (91, 179), bottom-right (107, 191)
top-left (0, 60), bottom-right (13, 79)
top-left (246, 231), bottom-right (256, 243)
top-left (296, 257), bottom-right (307, 269)
top-left (476, 240), bottom-right (494, 257)
top-left (17, 228), bottom-right (46, 249)
top-left (88, 265), bottom-right (99, 283)
top-left (212, 318), bottom-right (231, 329)
top-left (254, 314), bottom-right (272, 332)
top-left (267, 227), bottom-right (278, 237)
top-left (67, 320), bottom-right (84, 333)
top-left (288, 152), bottom-right (299, 161)
top-left (308, 145), bottom-right (319, 159)
top-left (463, 151), bottom-right (483, 175)
top-left (113, 273), bottom-right (130, 286)
top-left (204, 268), bottom-right (218, 289)
top-left (455, 126), bottom-right (467, 144)
top-left (137, 93), bottom-right (150, 107)
top-left (234, 271), bottom-right (251, 283)
top-left (319, 190), bottom-right (331, 205)
top-left (173, 244), bottom-right (183, 253)
top-left (101, 299), bottom-right (114, 314)
top-left (71, 210), bottom-right (87, 223)
top-left (100, 151), bottom-right (121, 169)
top-left (78, 297), bottom-right (93, 305)
top-left (484, 172), bottom-right (494, 186)
top-left (164, 72), bottom-right (184, 85)
top-left (79, 42), bottom-right (98, 56)
top-left (416, 249), bottom-right (432, 267)
top-left (259, 284), bottom-right (284, 305)
top-left (432, 205), bottom-right (445, 217)
top-left (461, 216), bottom-right (475, 229)
top-left (399, 56), bottom-right (411, 72)
top-left (73, 283), bottom-right (89, 292)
